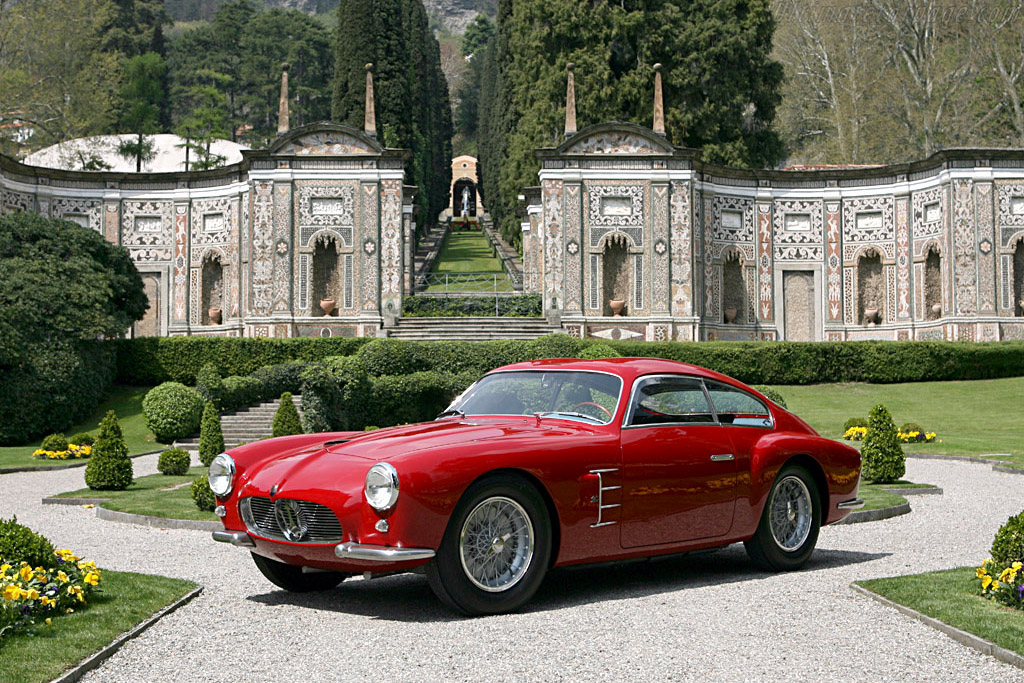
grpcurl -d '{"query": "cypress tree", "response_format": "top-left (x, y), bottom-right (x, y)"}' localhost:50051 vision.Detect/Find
top-left (198, 401), bottom-right (224, 467)
top-left (85, 410), bottom-right (133, 491)
top-left (272, 392), bottom-right (303, 437)
top-left (861, 404), bottom-right (906, 484)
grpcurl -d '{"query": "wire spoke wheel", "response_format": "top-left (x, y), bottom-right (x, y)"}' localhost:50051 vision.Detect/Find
top-left (768, 475), bottom-right (812, 552)
top-left (459, 496), bottom-right (535, 592)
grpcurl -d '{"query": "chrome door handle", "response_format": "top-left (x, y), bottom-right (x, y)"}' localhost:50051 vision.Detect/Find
top-left (710, 453), bottom-right (734, 462)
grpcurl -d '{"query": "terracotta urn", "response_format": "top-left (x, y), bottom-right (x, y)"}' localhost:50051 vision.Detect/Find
top-left (931, 303), bottom-right (942, 317)
top-left (724, 306), bottom-right (738, 324)
top-left (609, 298), bottom-right (626, 317)
top-left (208, 308), bottom-right (222, 325)
top-left (864, 307), bottom-right (880, 326)
top-left (320, 298), bottom-right (336, 317)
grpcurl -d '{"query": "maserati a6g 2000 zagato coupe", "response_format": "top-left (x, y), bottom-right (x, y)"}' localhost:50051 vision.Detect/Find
top-left (210, 358), bottom-right (862, 615)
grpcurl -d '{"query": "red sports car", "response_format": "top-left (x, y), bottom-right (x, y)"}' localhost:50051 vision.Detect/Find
top-left (210, 358), bottom-right (862, 615)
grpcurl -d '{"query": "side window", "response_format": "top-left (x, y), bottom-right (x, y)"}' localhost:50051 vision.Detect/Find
top-left (705, 380), bottom-right (772, 427)
top-left (627, 376), bottom-right (715, 426)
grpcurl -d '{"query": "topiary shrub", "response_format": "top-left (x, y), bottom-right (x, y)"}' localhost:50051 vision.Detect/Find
top-left (272, 392), bottom-right (303, 437)
top-left (578, 344), bottom-right (621, 359)
top-left (860, 404), bottom-right (905, 484)
top-left (899, 422), bottom-right (924, 434)
top-left (843, 416), bottom-right (869, 433)
top-left (195, 363), bottom-right (224, 408)
top-left (527, 333), bottom-right (583, 359)
top-left (751, 385), bottom-right (787, 409)
top-left (991, 510), bottom-right (1024, 566)
top-left (157, 448), bottom-right (191, 476)
top-left (69, 431), bottom-right (94, 446)
top-left (191, 476), bottom-right (216, 511)
top-left (40, 433), bottom-right (69, 452)
top-left (143, 382), bottom-right (204, 443)
top-left (0, 516), bottom-right (56, 568)
top-left (84, 410), bottom-right (133, 491)
top-left (198, 402), bottom-right (224, 467)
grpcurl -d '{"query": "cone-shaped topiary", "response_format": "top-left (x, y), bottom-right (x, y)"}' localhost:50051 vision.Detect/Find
top-left (198, 402), bottom-right (224, 467)
top-left (195, 363), bottom-right (224, 408)
top-left (991, 509), bottom-right (1024, 566)
top-left (272, 392), bottom-right (303, 437)
top-left (860, 404), bottom-right (905, 483)
top-left (85, 410), bottom-right (133, 490)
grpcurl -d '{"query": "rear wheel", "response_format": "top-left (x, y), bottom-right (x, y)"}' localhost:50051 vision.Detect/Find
top-left (250, 552), bottom-right (348, 592)
top-left (426, 476), bottom-right (551, 615)
top-left (744, 465), bottom-right (821, 571)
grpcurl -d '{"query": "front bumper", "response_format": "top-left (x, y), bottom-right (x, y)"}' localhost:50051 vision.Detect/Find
top-left (212, 530), bottom-right (435, 565)
top-left (836, 498), bottom-right (865, 510)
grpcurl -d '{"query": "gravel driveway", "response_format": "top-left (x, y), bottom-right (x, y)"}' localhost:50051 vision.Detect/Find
top-left (2, 456), bottom-right (1021, 681)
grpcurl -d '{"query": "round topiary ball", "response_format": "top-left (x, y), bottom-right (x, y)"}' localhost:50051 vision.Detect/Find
top-left (40, 433), bottom-right (69, 452)
top-left (191, 476), bottom-right (216, 512)
top-left (143, 382), bottom-right (204, 444)
top-left (0, 516), bottom-right (56, 569)
top-left (991, 509), bottom-right (1024, 567)
top-left (158, 448), bottom-right (191, 476)
top-left (69, 431), bottom-right (94, 447)
top-left (843, 417), bottom-right (869, 433)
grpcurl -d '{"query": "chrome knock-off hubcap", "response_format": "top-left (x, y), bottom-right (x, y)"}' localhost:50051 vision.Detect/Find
top-left (769, 476), bottom-right (812, 552)
top-left (459, 496), bottom-right (534, 592)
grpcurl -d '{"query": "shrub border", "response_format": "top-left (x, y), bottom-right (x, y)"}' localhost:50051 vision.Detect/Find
top-left (50, 585), bottom-right (204, 683)
top-left (850, 582), bottom-right (1024, 671)
top-left (0, 449), bottom-right (164, 475)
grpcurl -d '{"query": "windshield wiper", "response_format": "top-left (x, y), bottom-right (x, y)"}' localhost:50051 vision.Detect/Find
top-left (534, 411), bottom-right (602, 424)
top-left (436, 408), bottom-right (465, 419)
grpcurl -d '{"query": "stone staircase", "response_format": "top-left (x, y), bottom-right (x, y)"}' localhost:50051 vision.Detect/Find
top-left (174, 396), bottom-right (303, 451)
top-left (386, 317), bottom-right (560, 341)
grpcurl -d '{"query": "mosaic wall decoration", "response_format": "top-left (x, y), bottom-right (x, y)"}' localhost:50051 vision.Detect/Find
top-left (773, 199), bottom-right (823, 261)
top-left (380, 178), bottom-right (403, 315)
top-left (297, 182), bottom-right (355, 247)
top-left (361, 183), bottom-right (379, 311)
top-left (843, 267), bottom-right (855, 325)
top-left (669, 181), bottom-right (692, 316)
top-left (589, 253), bottom-right (600, 311)
top-left (914, 262), bottom-right (925, 322)
top-left (712, 195), bottom-right (755, 245)
top-left (251, 182), bottom-right (274, 316)
top-left (272, 184), bottom-right (292, 312)
top-left (240, 191), bottom-right (250, 319)
top-left (122, 200), bottom-right (173, 262)
top-left (895, 197), bottom-right (911, 318)
top-left (277, 132), bottom-right (377, 155)
top-left (587, 185), bottom-right (645, 256)
top-left (825, 202), bottom-right (842, 321)
top-left (703, 195), bottom-right (716, 320)
top-left (567, 132), bottom-right (663, 155)
top-left (1, 189), bottom-right (32, 213)
top-left (191, 196), bottom-right (237, 263)
top-left (634, 253), bottom-right (644, 311)
top-left (997, 181), bottom-right (1024, 245)
top-left (651, 184), bottom-right (669, 312)
top-left (543, 179), bottom-right (564, 310)
top-left (52, 197), bottom-right (101, 232)
top-left (564, 184), bottom-right (582, 312)
top-left (1001, 253), bottom-right (1013, 311)
top-left (757, 203), bottom-right (773, 319)
top-left (298, 254), bottom-right (309, 312)
top-left (173, 204), bottom-right (188, 322)
top-left (841, 196), bottom-right (894, 260)
top-left (912, 186), bottom-right (944, 256)
top-left (953, 179), bottom-right (977, 315)
top-left (976, 183), bottom-right (996, 313)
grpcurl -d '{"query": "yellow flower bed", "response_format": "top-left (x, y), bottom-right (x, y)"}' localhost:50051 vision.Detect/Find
top-left (0, 548), bottom-right (103, 638)
top-left (32, 443), bottom-right (91, 460)
top-left (842, 426), bottom-right (867, 441)
top-left (976, 559), bottom-right (1024, 610)
top-left (842, 426), bottom-right (938, 443)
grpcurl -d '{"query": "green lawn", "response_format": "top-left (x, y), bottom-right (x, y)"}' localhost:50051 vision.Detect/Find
top-left (55, 467), bottom-right (217, 522)
top-left (857, 568), bottom-right (1024, 659)
top-left (858, 482), bottom-right (910, 511)
top-left (0, 570), bottom-right (197, 683)
top-left (773, 378), bottom-right (1024, 466)
top-left (0, 385), bottom-right (158, 471)
top-left (427, 231), bottom-right (513, 292)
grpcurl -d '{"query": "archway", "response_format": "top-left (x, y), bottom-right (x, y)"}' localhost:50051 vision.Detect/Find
top-left (722, 251), bottom-right (746, 323)
top-left (201, 253), bottom-right (224, 325)
top-left (312, 234), bottom-right (342, 316)
top-left (602, 234), bottom-right (632, 316)
top-left (925, 246), bottom-right (942, 320)
top-left (857, 249), bottom-right (884, 325)
top-left (453, 178), bottom-right (477, 218)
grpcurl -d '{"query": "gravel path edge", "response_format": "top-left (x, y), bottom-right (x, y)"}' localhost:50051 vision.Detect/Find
top-left (40, 497), bottom-right (220, 531)
top-left (836, 502), bottom-right (911, 524)
top-left (51, 585), bottom-right (204, 683)
top-left (0, 450), bottom-right (165, 475)
top-left (850, 583), bottom-right (1024, 671)
top-left (882, 487), bottom-right (943, 496)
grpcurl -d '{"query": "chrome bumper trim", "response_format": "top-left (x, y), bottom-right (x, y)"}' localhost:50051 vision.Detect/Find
top-left (837, 498), bottom-right (865, 510)
top-left (334, 542), bottom-right (435, 562)
top-left (212, 530), bottom-right (256, 548)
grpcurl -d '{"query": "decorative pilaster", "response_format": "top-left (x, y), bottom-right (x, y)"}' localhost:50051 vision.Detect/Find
top-left (272, 183), bottom-right (293, 314)
top-left (651, 183), bottom-right (670, 312)
top-left (975, 182), bottom-right (996, 313)
top-left (173, 203), bottom-right (189, 323)
top-left (361, 183), bottom-right (379, 312)
top-left (756, 202), bottom-right (774, 320)
top-left (952, 179), bottom-right (976, 315)
top-left (895, 195), bottom-right (911, 319)
top-left (542, 179), bottom-right (564, 311)
top-left (563, 183), bottom-right (582, 312)
top-left (825, 201), bottom-right (842, 321)
top-left (669, 181), bottom-right (692, 317)
top-left (380, 178), bottom-right (403, 316)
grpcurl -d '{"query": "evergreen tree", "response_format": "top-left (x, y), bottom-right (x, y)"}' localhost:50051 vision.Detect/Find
top-left (861, 404), bottom-right (906, 484)
top-left (118, 52), bottom-right (167, 171)
top-left (272, 392), bottom-right (303, 438)
top-left (198, 401), bottom-right (224, 467)
top-left (85, 410), bottom-right (133, 491)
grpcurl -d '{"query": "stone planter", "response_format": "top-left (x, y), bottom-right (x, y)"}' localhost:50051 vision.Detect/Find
top-left (863, 307), bottom-right (880, 326)
top-left (207, 308), bottom-right (222, 325)
top-left (724, 306), bottom-right (738, 324)
top-left (609, 298), bottom-right (625, 317)
top-left (320, 298), bottom-right (336, 317)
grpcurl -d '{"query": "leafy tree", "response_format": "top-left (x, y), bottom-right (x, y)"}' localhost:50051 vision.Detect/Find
top-left (101, 0), bottom-right (171, 58)
top-left (861, 404), bottom-right (906, 484)
top-left (118, 52), bottom-right (167, 171)
top-left (462, 13), bottom-right (495, 58)
top-left (272, 392), bottom-right (303, 437)
top-left (198, 401), bottom-right (225, 467)
top-left (85, 410), bottom-right (133, 491)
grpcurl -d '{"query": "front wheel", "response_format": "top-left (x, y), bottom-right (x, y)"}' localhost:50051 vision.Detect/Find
top-left (250, 552), bottom-right (348, 592)
top-left (426, 476), bottom-right (551, 615)
top-left (744, 465), bottom-right (821, 571)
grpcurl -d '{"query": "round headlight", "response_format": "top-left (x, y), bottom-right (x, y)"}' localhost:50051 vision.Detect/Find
top-left (364, 463), bottom-right (399, 511)
top-left (208, 453), bottom-right (235, 497)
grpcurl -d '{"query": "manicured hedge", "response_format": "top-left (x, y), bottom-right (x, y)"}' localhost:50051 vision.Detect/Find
top-left (402, 294), bottom-right (543, 317)
top-left (114, 337), bottom-right (372, 385)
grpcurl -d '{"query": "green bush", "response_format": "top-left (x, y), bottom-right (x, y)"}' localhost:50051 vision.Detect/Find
top-left (899, 422), bottom-right (924, 434)
top-left (861, 404), bottom-right (906, 484)
top-left (198, 402), bottom-right (224, 467)
top-left (69, 431), bottom-right (94, 446)
top-left (355, 338), bottom-right (433, 376)
top-left (40, 433), bottom-right (69, 452)
top-left (195, 363), bottom-right (224, 408)
top-left (157, 448), bottom-right (191, 476)
top-left (843, 416), bottom-right (869, 432)
top-left (578, 343), bottom-right (621, 359)
top-left (0, 516), bottom-right (56, 569)
top-left (528, 333), bottom-right (584, 359)
top-left (84, 410), bottom-right (133, 491)
top-left (751, 385), bottom-right (787, 409)
top-left (218, 375), bottom-right (263, 411)
top-left (991, 510), bottom-right (1024, 567)
top-left (402, 294), bottom-right (543, 317)
top-left (143, 382), bottom-right (204, 444)
top-left (272, 392), bottom-right (303, 437)
top-left (191, 476), bottom-right (216, 512)
top-left (300, 357), bottom-right (371, 432)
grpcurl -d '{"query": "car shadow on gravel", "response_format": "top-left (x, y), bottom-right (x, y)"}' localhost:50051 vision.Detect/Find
top-left (245, 545), bottom-right (888, 622)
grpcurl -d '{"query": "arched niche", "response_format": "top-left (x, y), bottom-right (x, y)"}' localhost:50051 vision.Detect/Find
top-left (201, 252), bottom-right (224, 325)
top-left (856, 248), bottom-right (884, 325)
top-left (1015, 237), bottom-right (1024, 317)
top-left (312, 233), bottom-right (342, 316)
top-left (925, 245), bottom-right (942, 320)
top-left (721, 250), bottom-right (746, 324)
top-left (452, 178), bottom-right (477, 218)
top-left (602, 233), bottom-right (633, 316)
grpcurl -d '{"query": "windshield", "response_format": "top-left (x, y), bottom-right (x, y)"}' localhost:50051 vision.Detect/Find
top-left (444, 370), bottom-right (622, 424)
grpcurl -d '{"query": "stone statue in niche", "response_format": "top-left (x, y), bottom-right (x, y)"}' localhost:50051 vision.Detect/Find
top-left (461, 186), bottom-right (471, 218)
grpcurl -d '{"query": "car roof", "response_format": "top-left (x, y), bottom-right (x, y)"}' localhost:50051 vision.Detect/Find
top-left (492, 357), bottom-right (748, 389)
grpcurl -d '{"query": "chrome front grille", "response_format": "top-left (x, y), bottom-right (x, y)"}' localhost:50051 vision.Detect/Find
top-left (239, 496), bottom-right (343, 544)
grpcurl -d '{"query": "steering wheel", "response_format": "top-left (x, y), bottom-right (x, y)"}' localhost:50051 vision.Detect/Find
top-left (572, 401), bottom-right (613, 420)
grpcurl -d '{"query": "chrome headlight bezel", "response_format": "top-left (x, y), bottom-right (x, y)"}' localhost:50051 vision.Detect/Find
top-left (364, 462), bottom-right (399, 512)
top-left (209, 453), bottom-right (235, 497)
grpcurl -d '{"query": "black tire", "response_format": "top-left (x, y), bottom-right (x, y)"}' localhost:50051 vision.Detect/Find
top-left (250, 552), bottom-right (347, 592)
top-left (425, 476), bottom-right (552, 616)
top-left (744, 465), bottom-right (821, 571)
